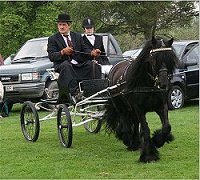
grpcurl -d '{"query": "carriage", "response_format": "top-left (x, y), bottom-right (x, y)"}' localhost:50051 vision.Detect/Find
top-left (20, 67), bottom-right (118, 148)
top-left (20, 36), bottom-right (179, 163)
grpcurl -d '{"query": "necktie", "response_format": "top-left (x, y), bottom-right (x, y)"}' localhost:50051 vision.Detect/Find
top-left (64, 35), bottom-right (73, 48)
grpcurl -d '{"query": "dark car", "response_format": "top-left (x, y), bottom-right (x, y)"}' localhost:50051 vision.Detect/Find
top-left (168, 41), bottom-right (199, 109)
top-left (0, 34), bottom-right (124, 109)
top-left (122, 40), bottom-right (199, 109)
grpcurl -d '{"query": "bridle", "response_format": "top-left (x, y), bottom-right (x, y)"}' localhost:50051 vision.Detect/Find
top-left (150, 47), bottom-right (172, 53)
top-left (148, 46), bottom-right (173, 89)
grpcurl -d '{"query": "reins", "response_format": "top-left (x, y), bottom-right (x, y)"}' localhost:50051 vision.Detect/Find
top-left (73, 50), bottom-right (108, 57)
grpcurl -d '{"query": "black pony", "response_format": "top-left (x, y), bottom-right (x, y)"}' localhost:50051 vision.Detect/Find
top-left (105, 36), bottom-right (179, 163)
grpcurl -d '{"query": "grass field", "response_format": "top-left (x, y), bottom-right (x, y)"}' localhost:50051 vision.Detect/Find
top-left (0, 100), bottom-right (199, 179)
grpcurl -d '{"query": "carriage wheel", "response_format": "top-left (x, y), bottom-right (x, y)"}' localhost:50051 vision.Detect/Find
top-left (20, 101), bottom-right (40, 142)
top-left (83, 118), bottom-right (102, 133)
top-left (83, 105), bottom-right (103, 133)
top-left (57, 104), bottom-right (72, 148)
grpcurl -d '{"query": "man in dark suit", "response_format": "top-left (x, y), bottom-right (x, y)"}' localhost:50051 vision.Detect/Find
top-left (47, 13), bottom-right (101, 103)
top-left (82, 18), bottom-right (110, 66)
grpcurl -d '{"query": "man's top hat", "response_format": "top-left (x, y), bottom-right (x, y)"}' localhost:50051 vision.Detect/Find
top-left (82, 18), bottom-right (95, 28)
top-left (57, 13), bottom-right (72, 23)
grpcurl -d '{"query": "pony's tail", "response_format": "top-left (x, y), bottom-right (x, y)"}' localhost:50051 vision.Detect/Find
top-left (104, 98), bottom-right (141, 151)
top-left (104, 99), bottom-right (119, 134)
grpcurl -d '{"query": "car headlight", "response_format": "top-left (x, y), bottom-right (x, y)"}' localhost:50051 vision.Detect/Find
top-left (21, 72), bottom-right (40, 81)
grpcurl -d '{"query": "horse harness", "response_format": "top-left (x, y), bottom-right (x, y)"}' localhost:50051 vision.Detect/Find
top-left (110, 46), bottom-right (173, 112)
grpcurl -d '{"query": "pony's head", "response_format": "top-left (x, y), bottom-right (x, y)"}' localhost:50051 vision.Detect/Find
top-left (145, 36), bottom-right (178, 89)
top-left (127, 36), bottom-right (179, 90)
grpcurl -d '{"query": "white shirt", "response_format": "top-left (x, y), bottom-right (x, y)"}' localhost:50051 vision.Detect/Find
top-left (85, 34), bottom-right (95, 46)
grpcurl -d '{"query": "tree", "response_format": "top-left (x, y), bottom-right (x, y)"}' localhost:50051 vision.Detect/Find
top-left (93, 1), bottom-right (197, 40)
top-left (0, 13), bottom-right (28, 57)
top-left (0, 1), bottom-right (50, 57)
top-left (0, 1), bottom-right (198, 57)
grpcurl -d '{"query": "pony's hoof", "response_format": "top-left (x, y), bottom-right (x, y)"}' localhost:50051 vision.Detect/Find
top-left (139, 155), bottom-right (160, 163)
top-left (166, 134), bottom-right (175, 143)
top-left (152, 130), bottom-right (175, 148)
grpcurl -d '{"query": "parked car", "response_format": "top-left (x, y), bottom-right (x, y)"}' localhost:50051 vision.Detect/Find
top-left (0, 33), bottom-right (124, 110)
top-left (168, 42), bottom-right (199, 109)
top-left (123, 48), bottom-right (142, 60)
top-left (123, 40), bottom-right (199, 109)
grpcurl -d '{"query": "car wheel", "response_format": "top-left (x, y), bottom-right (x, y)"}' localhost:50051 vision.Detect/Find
top-left (168, 85), bottom-right (184, 110)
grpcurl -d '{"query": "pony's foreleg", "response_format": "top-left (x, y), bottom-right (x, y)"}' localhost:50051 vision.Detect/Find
top-left (138, 112), bottom-right (159, 163)
top-left (153, 103), bottom-right (174, 148)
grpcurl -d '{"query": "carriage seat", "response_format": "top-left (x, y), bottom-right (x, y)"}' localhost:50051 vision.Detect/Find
top-left (46, 67), bottom-right (109, 102)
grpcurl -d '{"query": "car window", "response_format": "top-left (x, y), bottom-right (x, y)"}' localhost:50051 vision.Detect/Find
top-left (172, 44), bottom-right (184, 58)
top-left (109, 41), bottom-right (117, 55)
top-left (186, 45), bottom-right (199, 65)
top-left (172, 42), bottom-right (198, 59)
top-left (14, 39), bottom-right (48, 60)
top-left (184, 43), bottom-right (197, 56)
top-left (102, 35), bottom-right (117, 55)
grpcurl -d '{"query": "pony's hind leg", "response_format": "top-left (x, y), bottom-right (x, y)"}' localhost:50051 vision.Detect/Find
top-left (152, 103), bottom-right (174, 148)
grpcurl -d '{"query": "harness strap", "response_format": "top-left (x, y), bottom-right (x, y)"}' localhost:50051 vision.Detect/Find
top-left (117, 61), bottom-right (131, 84)
top-left (107, 88), bottom-right (121, 113)
top-left (119, 92), bottom-right (132, 111)
top-left (126, 87), bottom-right (167, 94)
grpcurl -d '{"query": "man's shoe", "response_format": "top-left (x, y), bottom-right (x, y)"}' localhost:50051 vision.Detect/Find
top-left (74, 91), bottom-right (85, 102)
top-left (72, 89), bottom-right (85, 103)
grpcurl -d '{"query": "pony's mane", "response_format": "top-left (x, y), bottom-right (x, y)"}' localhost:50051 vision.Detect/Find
top-left (126, 39), bottom-right (155, 88)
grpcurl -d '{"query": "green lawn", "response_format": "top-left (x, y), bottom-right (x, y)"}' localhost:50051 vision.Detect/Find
top-left (0, 100), bottom-right (199, 179)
